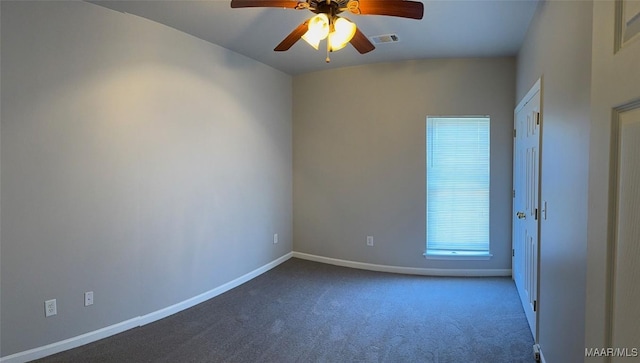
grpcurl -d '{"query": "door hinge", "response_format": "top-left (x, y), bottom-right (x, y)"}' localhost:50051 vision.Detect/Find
top-left (513, 129), bottom-right (517, 138)
top-left (533, 300), bottom-right (537, 312)
top-left (535, 112), bottom-right (540, 125)
top-left (512, 249), bottom-right (515, 257)
top-left (513, 189), bottom-right (516, 198)
top-left (534, 208), bottom-right (539, 220)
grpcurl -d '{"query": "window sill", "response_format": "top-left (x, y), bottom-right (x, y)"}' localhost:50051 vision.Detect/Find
top-left (424, 250), bottom-right (493, 260)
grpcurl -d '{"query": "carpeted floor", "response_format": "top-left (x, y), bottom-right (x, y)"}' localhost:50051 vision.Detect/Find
top-left (35, 258), bottom-right (536, 363)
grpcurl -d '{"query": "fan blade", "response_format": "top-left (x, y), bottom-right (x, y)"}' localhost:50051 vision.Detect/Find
top-left (230, 0), bottom-right (302, 9)
top-left (355, 0), bottom-right (424, 20)
top-left (274, 20), bottom-right (310, 51)
top-left (349, 27), bottom-right (375, 54)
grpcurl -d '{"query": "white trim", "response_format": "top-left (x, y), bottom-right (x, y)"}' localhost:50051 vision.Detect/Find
top-left (515, 78), bottom-right (541, 114)
top-left (0, 318), bottom-right (140, 363)
top-left (0, 252), bottom-right (293, 363)
top-left (139, 252), bottom-right (291, 326)
top-left (292, 252), bottom-right (511, 277)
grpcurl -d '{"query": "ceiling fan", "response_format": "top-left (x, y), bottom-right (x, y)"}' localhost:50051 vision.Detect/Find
top-left (230, 0), bottom-right (424, 62)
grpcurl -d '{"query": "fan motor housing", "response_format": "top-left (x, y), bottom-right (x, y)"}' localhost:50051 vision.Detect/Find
top-left (311, 1), bottom-right (343, 16)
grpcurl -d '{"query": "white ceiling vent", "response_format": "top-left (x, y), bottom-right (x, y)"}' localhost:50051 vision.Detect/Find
top-left (370, 34), bottom-right (400, 44)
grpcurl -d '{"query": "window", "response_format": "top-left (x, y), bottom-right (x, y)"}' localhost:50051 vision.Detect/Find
top-left (425, 116), bottom-right (490, 258)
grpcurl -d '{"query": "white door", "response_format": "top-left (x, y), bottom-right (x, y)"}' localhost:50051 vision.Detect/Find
top-left (513, 80), bottom-right (541, 340)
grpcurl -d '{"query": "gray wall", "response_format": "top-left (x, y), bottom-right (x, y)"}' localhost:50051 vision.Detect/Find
top-left (293, 58), bottom-right (515, 270)
top-left (516, 1), bottom-right (592, 362)
top-left (1, 1), bottom-right (292, 357)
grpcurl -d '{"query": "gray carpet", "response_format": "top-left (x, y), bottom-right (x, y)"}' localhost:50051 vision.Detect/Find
top-left (35, 258), bottom-right (535, 363)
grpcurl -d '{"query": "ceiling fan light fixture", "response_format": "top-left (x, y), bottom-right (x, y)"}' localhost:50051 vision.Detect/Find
top-left (302, 13), bottom-right (329, 50)
top-left (232, 0), bottom-right (425, 56)
top-left (328, 17), bottom-right (356, 51)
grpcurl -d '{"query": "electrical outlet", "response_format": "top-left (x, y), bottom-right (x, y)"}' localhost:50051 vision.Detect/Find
top-left (273, 233), bottom-right (278, 244)
top-left (84, 291), bottom-right (94, 306)
top-left (366, 236), bottom-right (374, 246)
top-left (45, 299), bottom-right (57, 317)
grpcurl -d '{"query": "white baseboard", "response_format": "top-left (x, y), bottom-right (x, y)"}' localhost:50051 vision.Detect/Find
top-left (292, 252), bottom-right (512, 277)
top-left (2, 251), bottom-right (509, 362)
top-left (0, 318), bottom-right (141, 363)
top-left (0, 252), bottom-right (293, 363)
top-left (138, 252), bottom-right (292, 326)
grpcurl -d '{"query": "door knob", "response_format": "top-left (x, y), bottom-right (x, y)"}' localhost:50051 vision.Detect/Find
top-left (516, 211), bottom-right (526, 219)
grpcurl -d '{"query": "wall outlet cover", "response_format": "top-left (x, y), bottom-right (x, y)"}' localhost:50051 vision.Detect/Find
top-left (84, 291), bottom-right (94, 306)
top-left (367, 236), bottom-right (374, 246)
top-left (45, 299), bottom-right (57, 317)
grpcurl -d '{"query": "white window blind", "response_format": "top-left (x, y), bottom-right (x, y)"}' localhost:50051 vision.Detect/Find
top-left (426, 116), bottom-right (490, 253)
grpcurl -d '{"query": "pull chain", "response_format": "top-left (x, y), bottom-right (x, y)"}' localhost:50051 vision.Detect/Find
top-left (326, 39), bottom-right (330, 63)
top-left (326, 15), bottom-right (332, 63)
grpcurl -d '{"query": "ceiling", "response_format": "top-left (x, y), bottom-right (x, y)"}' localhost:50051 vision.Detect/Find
top-left (90, 0), bottom-right (540, 75)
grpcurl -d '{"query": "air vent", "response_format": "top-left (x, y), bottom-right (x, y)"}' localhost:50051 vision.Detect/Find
top-left (370, 34), bottom-right (400, 44)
